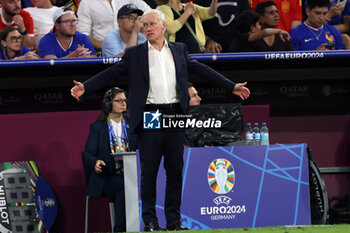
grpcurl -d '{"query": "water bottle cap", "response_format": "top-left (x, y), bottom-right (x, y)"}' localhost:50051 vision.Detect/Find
top-left (254, 122), bottom-right (258, 126)
top-left (247, 123), bottom-right (251, 126)
top-left (262, 122), bottom-right (266, 126)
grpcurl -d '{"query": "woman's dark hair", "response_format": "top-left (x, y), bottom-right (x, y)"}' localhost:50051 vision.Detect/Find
top-left (0, 27), bottom-right (22, 60)
top-left (0, 26), bottom-right (19, 42)
top-left (236, 11), bottom-right (261, 34)
top-left (96, 87), bottom-right (127, 121)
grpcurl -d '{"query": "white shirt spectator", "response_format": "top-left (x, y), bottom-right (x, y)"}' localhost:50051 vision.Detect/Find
top-left (77, 0), bottom-right (151, 42)
top-left (25, 6), bottom-right (60, 48)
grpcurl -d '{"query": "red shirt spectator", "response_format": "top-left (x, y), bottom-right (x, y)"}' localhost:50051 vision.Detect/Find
top-left (0, 0), bottom-right (35, 50)
top-left (0, 9), bottom-right (34, 35)
top-left (250, 0), bottom-right (302, 31)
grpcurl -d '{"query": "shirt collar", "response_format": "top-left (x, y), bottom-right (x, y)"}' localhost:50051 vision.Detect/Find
top-left (147, 39), bottom-right (170, 51)
top-left (304, 21), bottom-right (324, 31)
top-left (0, 8), bottom-right (14, 25)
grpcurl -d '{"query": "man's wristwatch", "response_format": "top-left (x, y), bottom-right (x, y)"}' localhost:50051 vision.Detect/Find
top-left (20, 29), bottom-right (28, 36)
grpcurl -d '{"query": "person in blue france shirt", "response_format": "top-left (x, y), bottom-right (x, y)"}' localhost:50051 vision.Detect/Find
top-left (102, 4), bottom-right (146, 57)
top-left (71, 9), bottom-right (250, 232)
top-left (327, 0), bottom-right (350, 26)
top-left (0, 26), bottom-right (40, 60)
top-left (82, 87), bottom-right (137, 233)
top-left (290, 0), bottom-right (345, 50)
top-left (38, 7), bottom-right (96, 58)
top-left (303, 0), bottom-right (350, 49)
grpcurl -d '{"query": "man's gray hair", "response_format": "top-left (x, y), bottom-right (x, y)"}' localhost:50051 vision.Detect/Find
top-left (142, 9), bottom-right (166, 24)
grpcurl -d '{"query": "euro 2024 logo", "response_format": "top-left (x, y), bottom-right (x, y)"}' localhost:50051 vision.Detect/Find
top-left (203, 159), bottom-right (246, 219)
top-left (208, 158), bottom-right (235, 194)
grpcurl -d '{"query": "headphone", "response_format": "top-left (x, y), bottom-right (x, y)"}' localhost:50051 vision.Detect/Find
top-left (102, 87), bottom-right (125, 113)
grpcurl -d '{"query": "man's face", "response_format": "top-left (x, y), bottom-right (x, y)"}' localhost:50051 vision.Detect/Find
top-left (56, 13), bottom-right (77, 37)
top-left (1, 0), bottom-right (22, 16)
top-left (142, 13), bottom-right (166, 43)
top-left (260, 5), bottom-right (279, 28)
top-left (111, 92), bottom-right (127, 114)
top-left (189, 87), bottom-right (201, 106)
top-left (118, 13), bottom-right (139, 32)
top-left (1, 29), bottom-right (23, 51)
top-left (306, 6), bottom-right (328, 28)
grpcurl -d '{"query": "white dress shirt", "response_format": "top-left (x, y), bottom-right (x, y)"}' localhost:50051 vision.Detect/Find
top-left (146, 40), bottom-right (178, 104)
top-left (77, 0), bottom-right (151, 41)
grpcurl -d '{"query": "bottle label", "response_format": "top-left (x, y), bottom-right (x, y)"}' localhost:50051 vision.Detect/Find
top-left (246, 133), bottom-right (253, 140)
top-left (261, 133), bottom-right (269, 140)
top-left (253, 133), bottom-right (260, 140)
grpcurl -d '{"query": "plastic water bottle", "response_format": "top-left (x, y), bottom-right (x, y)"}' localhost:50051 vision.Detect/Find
top-left (245, 123), bottom-right (253, 145)
top-left (260, 122), bottom-right (269, 145)
top-left (252, 122), bottom-right (260, 145)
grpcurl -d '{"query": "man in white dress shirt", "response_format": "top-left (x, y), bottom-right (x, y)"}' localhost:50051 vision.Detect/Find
top-left (71, 9), bottom-right (250, 232)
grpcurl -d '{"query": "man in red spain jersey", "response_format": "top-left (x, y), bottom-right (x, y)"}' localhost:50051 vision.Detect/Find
top-left (0, 0), bottom-right (35, 49)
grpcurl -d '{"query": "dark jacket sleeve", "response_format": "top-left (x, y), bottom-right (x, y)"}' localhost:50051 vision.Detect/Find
top-left (82, 122), bottom-right (104, 196)
top-left (82, 123), bottom-right (100, 171)
top-left (82, 121), bottom-right (116, 196)
top-left (83, 57), bottom-right (129, 95)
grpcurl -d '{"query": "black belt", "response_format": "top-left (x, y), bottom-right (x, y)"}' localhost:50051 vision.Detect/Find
top-left (145, 103), bottom-right (180, 110)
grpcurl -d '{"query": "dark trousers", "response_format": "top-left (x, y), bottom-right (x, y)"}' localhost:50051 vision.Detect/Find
top-left (103, 175), bottom-right (126, 232)
top-left (138, 104), bottom-right (185, 225)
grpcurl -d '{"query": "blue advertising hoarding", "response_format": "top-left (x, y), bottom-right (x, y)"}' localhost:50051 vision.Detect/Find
top-left (138, 143), bottom-right (311, 230)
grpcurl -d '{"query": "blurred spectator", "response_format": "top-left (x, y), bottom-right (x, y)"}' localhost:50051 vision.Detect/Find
top-left (322, 0), bottom-right (350, 48)
top-left (198, 0), bottom-right (251, 52)
top-left (251, 0), bottom-right (302, 32)
top-left (188, 82), bottom-right (201, 106)
top-left (0, 0), bottom-right (35, 49)
top-left (235, 10), bottom-right (291, 51)
top-left (252, 1), bottom-right (293, 51)
top-left (157, 0), bottom-right (218, 53)
top-left (290, 0), bottom-right (345, 50)
top-left (52, 0), bottom-right (77, 7)
top-left (24, 0), bottom-right (60, 49)
top-left (102, 4), bottom-right (146, 57)
top-left (51, 0), bottom-right (79, 12)
top-left (327, 0), bottom-right (350, 26)
top-left (144, 0), bottom-right (157, 8)
top-left (21, 0), bottom-right (33, 8)
top-left (0, 26), bottom-right (39, 59)
top-left (38, 7), bottom-right (96, 58)
top-left (77, 0), bottom-right (151, 52)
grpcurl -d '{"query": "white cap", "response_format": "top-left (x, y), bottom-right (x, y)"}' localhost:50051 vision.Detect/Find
top-left (53, 8), bottom-right (75, 23)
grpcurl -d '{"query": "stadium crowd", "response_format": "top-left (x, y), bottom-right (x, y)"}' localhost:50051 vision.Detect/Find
top-left (1, 0), bottom-right (350, 60)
